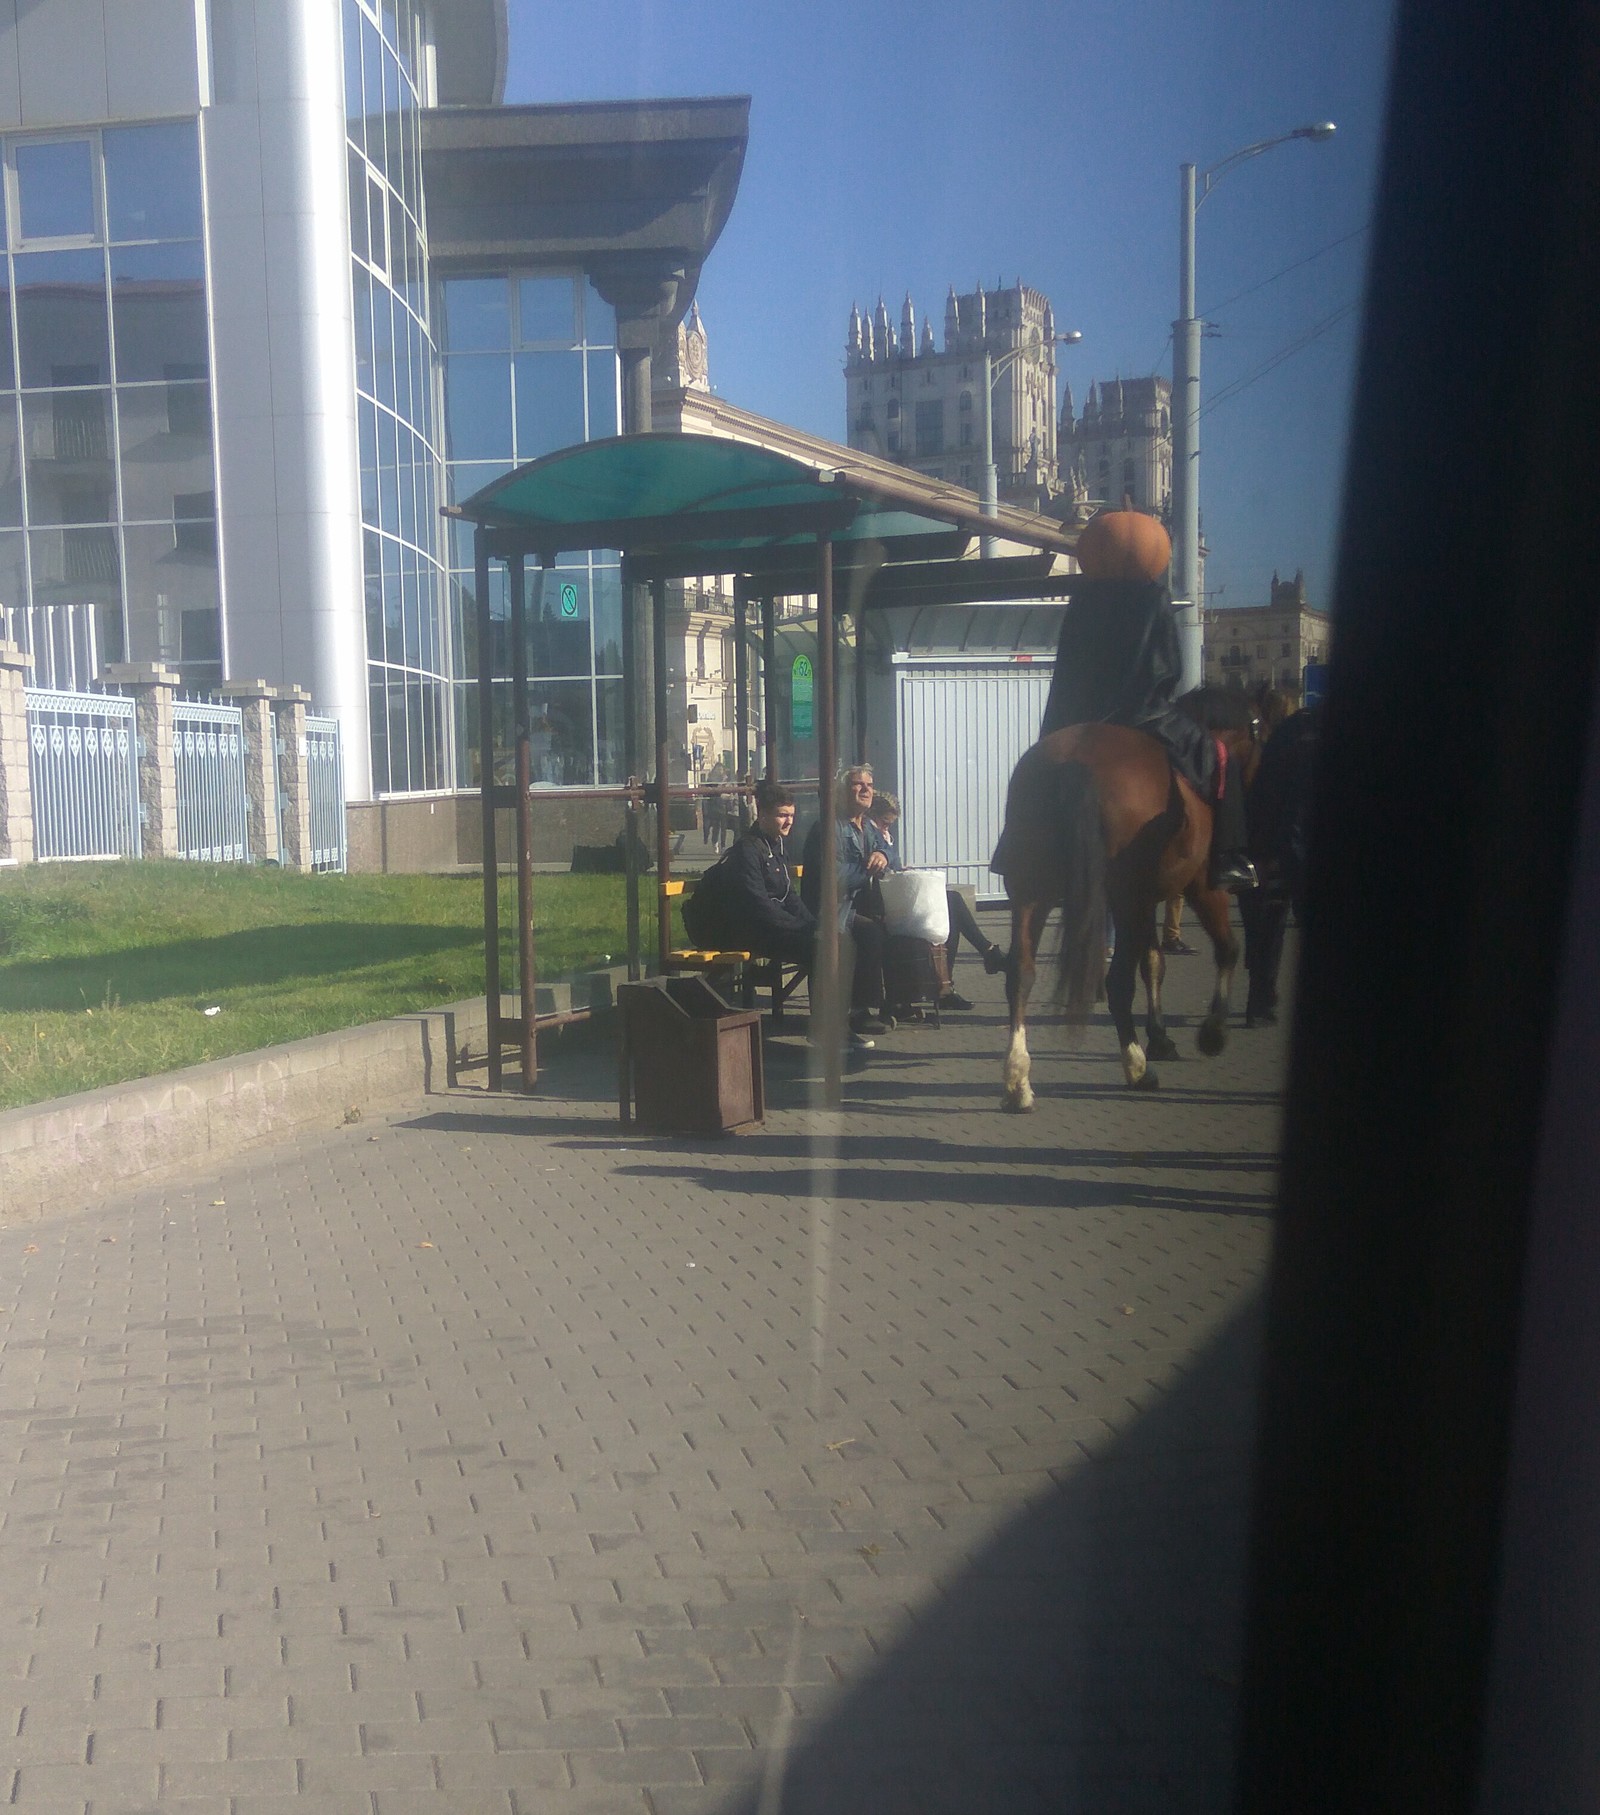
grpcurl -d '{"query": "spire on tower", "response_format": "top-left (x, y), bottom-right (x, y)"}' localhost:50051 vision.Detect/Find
top-left (920, 318), bottom-right (935, 355)
top-left (944, 285), bottom-right (960, 350)
top-left (847, 302), bottom-right (862, 365)
top-left (900, 293), bottom-right (916, 358)
top-left (874, 297), bottom-right (892, 361)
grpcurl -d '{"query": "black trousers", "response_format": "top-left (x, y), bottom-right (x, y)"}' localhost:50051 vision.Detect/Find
top-left (1241, 887), bottom-right (1291, 1015)
top-left (849, 915), bottom-right (886, 1013)
top-left (944, 889), bottom-right (992, 958)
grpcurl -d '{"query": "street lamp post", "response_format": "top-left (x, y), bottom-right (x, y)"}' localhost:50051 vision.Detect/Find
top-left (1171, 122), bottom-right (1335, 690)
top-left (981, 329), bottom-right (1082, 557)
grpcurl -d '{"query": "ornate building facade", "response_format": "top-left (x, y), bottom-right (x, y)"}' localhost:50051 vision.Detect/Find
top-left (843, 282), bottom-right (1079, 514)
top-left (1202, 570), bottom-right (1331, 694)
top-left (1063, 374), bottom-right (1173, 519)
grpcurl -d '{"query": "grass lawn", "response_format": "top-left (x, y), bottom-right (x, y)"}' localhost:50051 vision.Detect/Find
top-left (0, 862), bottom-right (630, 1112)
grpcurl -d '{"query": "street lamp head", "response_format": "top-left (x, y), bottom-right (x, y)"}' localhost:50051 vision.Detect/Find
top-left (1296, 121), bottom-right (1338, 141)
top-left (1056, 330), bottom-right (1083, 345)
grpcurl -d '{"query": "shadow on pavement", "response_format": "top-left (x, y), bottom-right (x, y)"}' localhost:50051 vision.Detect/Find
top-left (718, 1297), bottom-right (1264, 1815)
top-left (607, 1161), bottom-right (1273, 1217)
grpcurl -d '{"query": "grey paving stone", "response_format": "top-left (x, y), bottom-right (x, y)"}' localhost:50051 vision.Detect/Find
top-left (0, 932), bottom-right (1283, 1815)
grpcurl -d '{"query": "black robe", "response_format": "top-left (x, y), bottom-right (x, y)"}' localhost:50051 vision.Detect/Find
top-left (1040, 579), bottom-right (1217, 796)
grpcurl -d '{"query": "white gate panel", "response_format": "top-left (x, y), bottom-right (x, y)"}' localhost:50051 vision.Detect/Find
top-left (895, 661), bottom-right (1052, 899)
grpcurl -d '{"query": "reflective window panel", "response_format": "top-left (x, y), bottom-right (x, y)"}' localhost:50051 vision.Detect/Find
top-left (103, 123), bottom-right (201, 242)
top-left (441, 277), bottom-right (510, 351)
top-left (23, 390), bottom-right (114, 525)
top-left (519, 276), bottom-right (577, 346)
top-left (14, 139), bottom-right (95, 241)
top-left (445, 354), bottom-right (513, 463)
top-left (116, 385), bottom-right (214, 523)
top-left (14, 248), bottom-right (109, 387)
top-left (110, 242), bottom-right (206, 383)
top-left (0, 397), bottom-right (21, 528)
top-left (513, 351), bottom-right (585, 463)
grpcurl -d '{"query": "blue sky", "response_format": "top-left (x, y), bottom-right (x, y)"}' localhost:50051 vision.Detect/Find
top-left (504, 0), bottom-right (1396, 614)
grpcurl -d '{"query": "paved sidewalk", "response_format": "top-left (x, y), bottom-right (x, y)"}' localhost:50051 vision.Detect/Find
top-left (0, 920), bottom-right (1287, 1814)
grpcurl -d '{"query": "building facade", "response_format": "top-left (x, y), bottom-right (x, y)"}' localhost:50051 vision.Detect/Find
top-left (1064, 374), bottom-right (1172, 519)
top-left (0, 2), bottom-right (747, 807)
top-left (844, 282), bottom-right (1078, 513)
top-left (1202, 570), bottom-right (1331, 694)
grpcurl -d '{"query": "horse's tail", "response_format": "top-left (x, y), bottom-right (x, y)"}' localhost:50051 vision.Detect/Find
top-left (1053, 760), bottom-right (1108, 1020)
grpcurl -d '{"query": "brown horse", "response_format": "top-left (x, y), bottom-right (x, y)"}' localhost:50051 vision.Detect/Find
top-left (993, 703), bottom-right (1260, 1111)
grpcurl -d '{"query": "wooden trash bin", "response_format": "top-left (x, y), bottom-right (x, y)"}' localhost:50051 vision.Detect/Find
top-left (617, 977), bottom-right (765, 1134)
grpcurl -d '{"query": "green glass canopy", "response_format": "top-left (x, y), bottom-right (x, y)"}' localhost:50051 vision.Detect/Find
top-left (449, 431), bottom-right (1078, 567)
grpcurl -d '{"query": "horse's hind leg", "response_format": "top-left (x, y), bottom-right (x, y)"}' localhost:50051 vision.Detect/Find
top-left (1188, 882), bottom-right (1242, 1056)
top-left (1140, 939), bottom-right (1179, 1062)
top-left (1001, 898), bottom-right (1048, 1113)
top-left (1108, 903), bottom-right (1156, 1087)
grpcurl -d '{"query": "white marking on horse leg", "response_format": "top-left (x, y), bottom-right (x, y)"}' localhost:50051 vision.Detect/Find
top-left (1003, 1026), bottom-right (1035, 1111)
top-left (1122, 1040), bottom-right (1147, 1086)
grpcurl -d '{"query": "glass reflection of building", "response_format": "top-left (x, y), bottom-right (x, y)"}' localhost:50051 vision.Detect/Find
top-left (438, 272), bottom-right (623, 788)
top-left (0, 122), bottom-right (217, 690)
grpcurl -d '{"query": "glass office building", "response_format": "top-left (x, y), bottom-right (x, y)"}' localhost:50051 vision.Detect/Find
top-left (0, 1), bottom-right (744, 816)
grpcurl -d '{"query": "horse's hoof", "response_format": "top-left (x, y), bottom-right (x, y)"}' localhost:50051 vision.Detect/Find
top-left (1196, 1016), bottom-right (1228, 1057)
top-left (1146, 1032), bottom-right (1180, 1062)
top-left (1001, 1092), bottom-right (1035, 1114)
top-left (1131, 1067), bottom-right (1160, 1090)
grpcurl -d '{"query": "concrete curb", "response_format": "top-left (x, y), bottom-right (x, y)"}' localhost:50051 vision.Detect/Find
top-left (0, 970), bottom-right (627, 1225)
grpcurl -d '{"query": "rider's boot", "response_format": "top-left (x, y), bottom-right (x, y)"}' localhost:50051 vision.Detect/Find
top-left (1207, 768), bottom-right (1258, 892)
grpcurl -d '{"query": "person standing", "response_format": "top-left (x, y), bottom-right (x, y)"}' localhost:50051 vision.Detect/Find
top-left (1241, 702), bottom-right (1320, 1026)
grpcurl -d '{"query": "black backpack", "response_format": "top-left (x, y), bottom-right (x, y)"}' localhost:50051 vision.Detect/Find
top-left (681, 851), bottom-right (737, 948)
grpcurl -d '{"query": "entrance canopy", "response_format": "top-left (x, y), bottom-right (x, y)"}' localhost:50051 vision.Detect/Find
top-left (451, 430), bottom-right (1079, 585)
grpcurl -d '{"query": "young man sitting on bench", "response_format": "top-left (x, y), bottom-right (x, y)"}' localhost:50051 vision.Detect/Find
top-left (682, 778), bottom-right (816, 974)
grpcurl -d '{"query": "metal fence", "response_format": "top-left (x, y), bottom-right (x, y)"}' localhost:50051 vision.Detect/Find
top-left (172, 697), bottom-right (250, 863)
top-left (304, 714), bottom-right (347, 873)
top-left (25, 687), bottom-right (142, 861)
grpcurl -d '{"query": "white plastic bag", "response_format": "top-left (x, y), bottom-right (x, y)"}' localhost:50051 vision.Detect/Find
top-left (879, 868), bottom-right (949, 943)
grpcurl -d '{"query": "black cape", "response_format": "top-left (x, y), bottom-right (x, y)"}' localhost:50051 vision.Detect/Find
top-left (1040, 579), bottom-right (1216, 795)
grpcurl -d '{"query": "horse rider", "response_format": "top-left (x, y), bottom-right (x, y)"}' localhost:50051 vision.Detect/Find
top-left (1039, 576), bottom-right (1258, 891)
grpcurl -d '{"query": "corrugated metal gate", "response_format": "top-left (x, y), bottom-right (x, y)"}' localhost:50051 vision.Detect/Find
top-left (894, 658), bottom-right (1052, 898)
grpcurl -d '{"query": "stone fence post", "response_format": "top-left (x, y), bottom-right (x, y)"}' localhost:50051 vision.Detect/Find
top-left (269, 684), bottom-right (313, 873)
top-left (218, 678), bottom-right (282, 866)
top-left (101, 662), bottom-right (181, 858)
top-left (0, 639), bottom-right (34, 865)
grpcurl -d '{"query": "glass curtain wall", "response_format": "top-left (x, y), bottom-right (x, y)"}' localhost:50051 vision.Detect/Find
top-left (439, 273), bottom-right (623, 787)
top-left (0, 121), bottom-right (218, 689)
top-left (343, 0), bottom-right (450, 795)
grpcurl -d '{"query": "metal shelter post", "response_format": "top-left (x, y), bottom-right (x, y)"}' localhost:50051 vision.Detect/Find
top-left (475, 530), bottom-right (503, 1092)
top-left (621, 557), bottom-right (642, 981)
top-left (652, 575), bottom-right (672, 973)
top-left (761, 593), bottom-right (779, 782)
top-left (511, 553), bottom-right (538, 1092)
top-left (732, 579), bottom-right (751, 810)
top-left (814, 535), bottom-right (841, 1106)
top-left (853, 606), bottom-right (869, 766)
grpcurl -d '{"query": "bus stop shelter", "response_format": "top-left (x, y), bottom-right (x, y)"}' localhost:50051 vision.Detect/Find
top-left (446, 428), bottom-right (1081, 1102)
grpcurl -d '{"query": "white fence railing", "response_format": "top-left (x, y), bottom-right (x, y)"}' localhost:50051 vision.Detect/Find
top-left (173, 698), bottom-right (251, 863)
top-left (25, 688), bottom-right (142, 862)
top-left (304, 714), bottom-right (347, 874)
top-left (3, 662), bottom-right (346, 874)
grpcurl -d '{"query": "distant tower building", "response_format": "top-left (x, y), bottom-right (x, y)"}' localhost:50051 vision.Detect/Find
top-left (656, 300), bottom-right (710, 394)
top-left (1068, 375), bottom-right (1173, 520)
top-left (844, 280), bottom-right (1067, 510)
